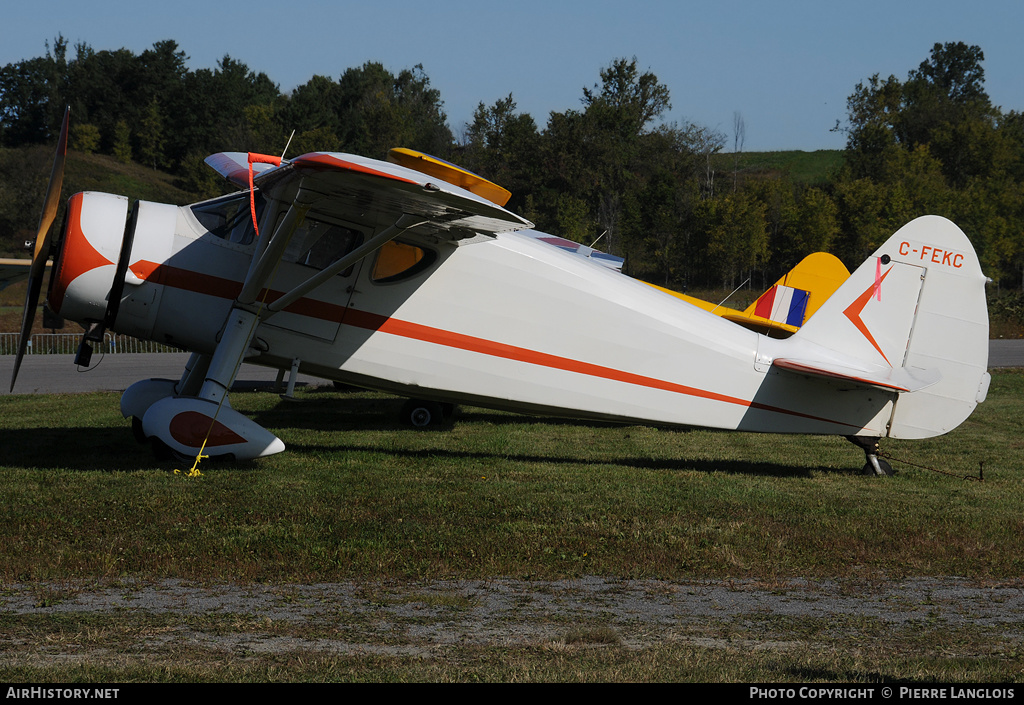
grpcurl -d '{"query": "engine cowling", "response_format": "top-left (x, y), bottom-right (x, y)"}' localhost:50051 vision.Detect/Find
top-left (48, 191), bottom-right (130, 324)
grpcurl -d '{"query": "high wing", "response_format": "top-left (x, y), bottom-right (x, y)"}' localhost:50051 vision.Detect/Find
top-left (206, 150), bottom-right (532, 239)
top-left (116, 149), bottom-right (536, 459)
top-left (258, 152), bottom-right (532, 237)
top-left (203, 152), bottom-right (282, 189)
top-left (200, 150), bottom-right (534, 322)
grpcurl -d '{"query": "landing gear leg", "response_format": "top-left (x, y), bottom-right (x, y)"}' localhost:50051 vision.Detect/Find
top-left (138, 308), bottom-right (285, 460)
top-left (846, 436), bottom-right (895, 476)
top-left (177, 353), bottom-right (212, 397)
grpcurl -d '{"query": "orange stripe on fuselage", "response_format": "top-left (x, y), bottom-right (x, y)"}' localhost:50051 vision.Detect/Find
top-left (140, 263), bottom-right (862, 430)
top-left (342, 309), bottom-right (859, 429)
top-left (131, 261), bottom-right (347, 321)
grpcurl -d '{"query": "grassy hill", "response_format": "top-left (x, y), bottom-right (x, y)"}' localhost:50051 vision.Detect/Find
top-left (0, 146), bottom-right (201, 258)
top-left (711, 149), bottom-right (845, 186)
top-left (0, 147), bottom-right (206, 335)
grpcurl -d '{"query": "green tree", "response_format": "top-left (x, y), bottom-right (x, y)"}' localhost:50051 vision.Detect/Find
top-left (66, 46), bottom-right (144, 154)
top-left (137, 40), bottom-right (188, 103)
top-left (137, 98), bottom-right (166, 168)
top-left (840, 73), bottom-right (904, 179)
top-left (553, 192), bottom-right (595, 243)
top-left (0, 36), bottom-right (68, 145)
top-left (840, 42), bottom-right (1000, 186)
top-left (335, 62), bottom-right (452, 158)
top-left (701, 192), bottom-right (768, 289)
top-left (281, 74), bottom-right (341, 137)
top-left (581, 57), bottom-right (671, 137)
top-left (952, 178), bottom-right (1024, 287)
top-left (175, 55), bottom-right (280, 161)
top-left (787, 187), bottom-right (840, 258)
top-left (462, 94), bottom-right (541, 213)
top-left (834, 40), bottom-right (1024, 286)
top-left (112, 119), bottom-right (131, 163)
top-left (70, 123), bottom-right (100, 153)
top-left (538, 58), bottom-right (673, 257)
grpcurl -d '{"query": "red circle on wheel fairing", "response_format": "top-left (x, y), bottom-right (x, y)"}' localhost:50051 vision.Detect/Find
top-left (169, 411), bottom-right (246, 448)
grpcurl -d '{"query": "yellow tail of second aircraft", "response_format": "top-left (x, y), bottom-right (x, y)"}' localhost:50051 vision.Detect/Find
top-left (648, 252), bottom-right (851, 337)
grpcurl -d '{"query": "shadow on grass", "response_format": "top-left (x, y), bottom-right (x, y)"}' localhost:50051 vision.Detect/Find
top-left (0, 393), bottom-right (860, 477)
top-left (284, 441), bottom-right (849, 479)
top-left (0, 423), bottom-right (856, 477)
top-left (0, 425), bottom-right (164, 471)
top-left (0, 425), bottom-right (261, 472)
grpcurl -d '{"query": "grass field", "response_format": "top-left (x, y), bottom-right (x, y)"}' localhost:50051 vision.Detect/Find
top-left (0, 372), bottom-right (1022, 681)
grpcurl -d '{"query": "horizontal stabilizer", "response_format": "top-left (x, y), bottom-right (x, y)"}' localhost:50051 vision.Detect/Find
top-left (772, 357), bottom-right (941, 393)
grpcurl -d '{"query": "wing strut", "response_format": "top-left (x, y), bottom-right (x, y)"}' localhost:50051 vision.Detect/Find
top-left (238, 188), bottom-right (316, 305)
top-left (198, 209), bottom-right (430, 403)
top-left (259, 212), bottom-right (427, 321)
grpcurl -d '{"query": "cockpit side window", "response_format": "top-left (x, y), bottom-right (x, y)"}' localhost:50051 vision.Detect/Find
top-left (282, 217), bottom-right (363, 276)
top-left (191, 192), bottom-right (264, 245)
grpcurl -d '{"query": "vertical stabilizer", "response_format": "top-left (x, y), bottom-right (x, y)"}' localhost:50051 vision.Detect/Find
top-left (793, 216), bottom-right (989, 439)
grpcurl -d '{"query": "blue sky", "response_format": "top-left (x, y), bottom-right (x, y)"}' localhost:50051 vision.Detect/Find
top-left (3, 0), bottom-right (1022, 151)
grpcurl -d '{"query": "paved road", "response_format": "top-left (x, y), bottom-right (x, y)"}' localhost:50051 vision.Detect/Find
top-left (0, 353), bottom-right (325, 395)
top-left (987, 339), bottom-right (1024, 368)
top-left (2, 341), bottom-right (1022, 396)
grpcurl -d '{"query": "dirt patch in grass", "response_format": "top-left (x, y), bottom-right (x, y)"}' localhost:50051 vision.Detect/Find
top-left (2, 576), bottom-right (1022, 663)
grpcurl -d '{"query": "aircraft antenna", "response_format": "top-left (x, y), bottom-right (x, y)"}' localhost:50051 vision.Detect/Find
top-left (589, 230), bottom-right (608, 248)
top-left (280, 130), bottom-right (296, 162)
top-left (710, 277), bottom-right (751, 314)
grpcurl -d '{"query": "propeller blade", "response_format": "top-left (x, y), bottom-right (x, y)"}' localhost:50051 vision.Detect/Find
top-left (10, 107), bottom-right (70, 392)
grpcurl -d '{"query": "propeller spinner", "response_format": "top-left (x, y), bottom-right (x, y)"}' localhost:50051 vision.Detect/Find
top-left (10, 107), bottom-right (70, 391)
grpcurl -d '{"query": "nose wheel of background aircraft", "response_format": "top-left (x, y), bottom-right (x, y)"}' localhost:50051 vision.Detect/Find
top-left (400, 399), bottom-right (455, 428)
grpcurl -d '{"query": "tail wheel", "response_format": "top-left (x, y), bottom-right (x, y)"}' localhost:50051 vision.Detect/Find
top-left (862, 458), bottom-right (895, 476)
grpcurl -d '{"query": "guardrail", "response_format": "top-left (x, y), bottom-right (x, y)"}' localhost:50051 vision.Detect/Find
top-left (0, 333), bottom-right (176, 355)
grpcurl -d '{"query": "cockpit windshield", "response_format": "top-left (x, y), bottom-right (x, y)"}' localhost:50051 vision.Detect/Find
top-left (191, 192), bottom-right (265, 245)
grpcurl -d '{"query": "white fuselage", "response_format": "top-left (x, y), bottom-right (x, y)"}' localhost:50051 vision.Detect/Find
top-left (109, 205), bottom-right (892, 438)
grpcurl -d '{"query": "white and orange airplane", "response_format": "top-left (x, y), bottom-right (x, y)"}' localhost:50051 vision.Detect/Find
top-left (7, 110), bottom-right (991, 474)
